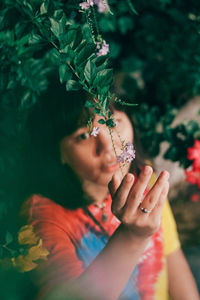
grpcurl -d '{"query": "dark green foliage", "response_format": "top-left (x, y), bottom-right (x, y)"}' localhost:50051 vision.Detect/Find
top-left (163, 120), bottom-right (200, 168)
top-left (99, 0), bottom-right (200, 106)
top-left (1, 1), bottom-right (200, 298)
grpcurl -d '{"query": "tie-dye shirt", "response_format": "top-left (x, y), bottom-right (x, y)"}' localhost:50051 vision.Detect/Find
top-left (21, 191), bottom-right (180, 300)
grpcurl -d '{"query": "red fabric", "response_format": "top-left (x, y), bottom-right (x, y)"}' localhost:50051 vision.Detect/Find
top-left (21, 194), bottom-right (120, 298)
top-left (21, 188), bottom-right (165, 300)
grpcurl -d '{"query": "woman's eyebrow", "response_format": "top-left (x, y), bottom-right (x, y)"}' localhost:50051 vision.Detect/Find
top-left (73, 126), bottom-right (89, 135)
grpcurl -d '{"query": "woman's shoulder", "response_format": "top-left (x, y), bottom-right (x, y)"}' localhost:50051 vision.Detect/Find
top-left (20, 194), bottom-right (83, 228)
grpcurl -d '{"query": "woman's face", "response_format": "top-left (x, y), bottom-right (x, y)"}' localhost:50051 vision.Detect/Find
top-left (60, 110), bottom-right (134, 188)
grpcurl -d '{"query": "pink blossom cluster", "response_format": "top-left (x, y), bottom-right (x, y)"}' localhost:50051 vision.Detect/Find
top-left (96, 39), bottom-right (109, 56)
top-left (117, 142), bottom-right (136, 164)
top-left (94, 0), bottom-right (108, 13)
top-left (79, 0), bottom-right (108, 13)
top-left (79, 0), bottom-right (94, 10)
top-left (185, 139), bottom-right (200, 188)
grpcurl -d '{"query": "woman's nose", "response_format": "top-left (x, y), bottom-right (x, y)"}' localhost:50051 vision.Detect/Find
top-left (95, 126), bottom-right (114, 156)
top-left (93, 114), bottom-right (117, 155)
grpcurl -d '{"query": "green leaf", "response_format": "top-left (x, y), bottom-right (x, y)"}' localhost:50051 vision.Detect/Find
top-left (106, 119), bottom-right (115, 127)
top-left (60, 46), bottom-right (75, 64)
top-left (93, 69), bottom-right (113, 89)
top-left (87, 116), bottom-right (94, 133)
top-left (40, 2), bottom-right (48, 14)
top-left (98, 119), bottom-right (106, 124)
top-left (72, 27), bottom-right (83, 50)
top-left (54, 9), bottom-right (64, 20)
top-left (85, 100), bottom-right (94, 108)
top-left (100, 96), bottom-right (109, 112)
top-left (113, 98), bottom-right (138, 106)
top-left (66, 80), bottom-right (81, 91)
top-left (29, 34), bottom-right (43, 45)
top-left (75, 43), bottom-right (96, 66)
top-left (126, 0), bottom-right (139, 15)
top-left (94, 108), bottom-right (101, 114)
top-left (92, 55), bottom-right (109, 67)
top-left (59, 64), bottom-right (72, 84)
top-left (75, 40), bottom-right (87, 53)
top-left (84, 60), bottom-right (92, 83)
top-left (65, 29), bottom-right (77, 46)
top-left (108, 111), bottom-right (112, 118)
top-left (185, 120), bottom-right (199, 135)
top-left (97, 85), bottom-right (110, 95)
top-left (50, 18), bottom-right (62, 38)
top-left (96, 59), bottom-right (109, 72)
top-left (84, 60), bottom-right (96, 83)
top-left (5, 231), bottom-right (13, 245)
top-left (60, 45), bottom-right (72, 54)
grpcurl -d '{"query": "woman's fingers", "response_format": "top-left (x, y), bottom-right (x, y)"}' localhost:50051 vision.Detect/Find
top-left (123, 166), bottom-right (153, 214)
top-left (108, 173), bottom-right (121, 197)
top-left (110, 173), bottom-right (135, 216)
top-left (150, 181), bottom-right (169, 220)
top-left (109, 167), bottom-right (171, 239)
top-left (139, 170), bottom-right (170, 214)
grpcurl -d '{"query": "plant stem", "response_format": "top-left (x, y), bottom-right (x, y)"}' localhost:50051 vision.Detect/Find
top-left (108, 127), bottom-right (124, 177)
top-left (91, 5), bottom-right (100, 38)
top-left (67, 62), bottom-right (81, 81)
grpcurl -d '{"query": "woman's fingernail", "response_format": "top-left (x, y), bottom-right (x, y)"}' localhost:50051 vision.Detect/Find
top-left (126, 173), bottom-right (134, 182)
top-left (162, 171), bottom-right (170, 180)
top-left (144, 166), bottom-right (152, 175)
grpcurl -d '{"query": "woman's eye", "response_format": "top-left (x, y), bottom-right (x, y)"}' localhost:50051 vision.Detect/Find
top-left (76, 132), bottom-right (90, 141)
top-left (115, 119), bottom-right (122, 126)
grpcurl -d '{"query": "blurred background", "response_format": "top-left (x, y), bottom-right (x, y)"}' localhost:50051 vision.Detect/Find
top-left (0, 0), bottom-right (200, 298)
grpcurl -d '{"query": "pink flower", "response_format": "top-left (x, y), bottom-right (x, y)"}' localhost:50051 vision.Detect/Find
top-left (91, 126), bottom-right (100, 137)
top-left (94, 0), bottom-right (108, 13)
top-left (79, 0), bottom-right (94, 10)
top-left (117, 142), bottom-right (136, 164)
top-left (96, 40), bottom-right (109, 56)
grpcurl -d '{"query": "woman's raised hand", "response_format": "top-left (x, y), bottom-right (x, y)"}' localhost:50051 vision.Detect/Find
top-left (109, 166), bottom-right (170, 239)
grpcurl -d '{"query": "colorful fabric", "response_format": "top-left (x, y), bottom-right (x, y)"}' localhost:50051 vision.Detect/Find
top-left (21, 191), bottom-right (180, 300)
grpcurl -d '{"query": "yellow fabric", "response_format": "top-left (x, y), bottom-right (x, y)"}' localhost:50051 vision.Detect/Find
top-left (154, 200), bottom-right (181, 300)
top-left (149, 172), bottom-right (181, 255)
top-left (155, 259), bottom-right (168, 300)
top-left (162, 199), bottom-right (181, 255)
top-left (149, 172), bottom-right (181, 300)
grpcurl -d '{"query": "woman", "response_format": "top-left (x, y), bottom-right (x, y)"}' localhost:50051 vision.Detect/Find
top-left (21, 76), bottom-right (199, 300)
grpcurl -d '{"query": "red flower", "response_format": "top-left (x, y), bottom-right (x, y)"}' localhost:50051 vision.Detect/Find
top-left (185, 139), bottom-right (200, 189)
top-left (188, 139), bottom-right (200, 168)
top-left (190, 193), bottom-right (200, 203)
top-left (185, 169), bottom-right (200, 188)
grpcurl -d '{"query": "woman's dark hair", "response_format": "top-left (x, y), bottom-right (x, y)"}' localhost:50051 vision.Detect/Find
top-left (22, 74), bottom-right (90, 209)
top-left (21, 73), bottom-right (147, 209)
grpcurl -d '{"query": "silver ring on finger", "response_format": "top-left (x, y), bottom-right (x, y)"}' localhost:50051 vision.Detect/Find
top-left (140, 205), bottom-right (152, 214)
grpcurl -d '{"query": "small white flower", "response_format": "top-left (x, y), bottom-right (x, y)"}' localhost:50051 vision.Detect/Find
top-left (91, 126), bottom-right (100, 137)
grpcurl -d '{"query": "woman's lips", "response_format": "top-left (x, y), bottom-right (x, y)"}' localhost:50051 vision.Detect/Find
top-left (102, 161), bottom-right (119, 173)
